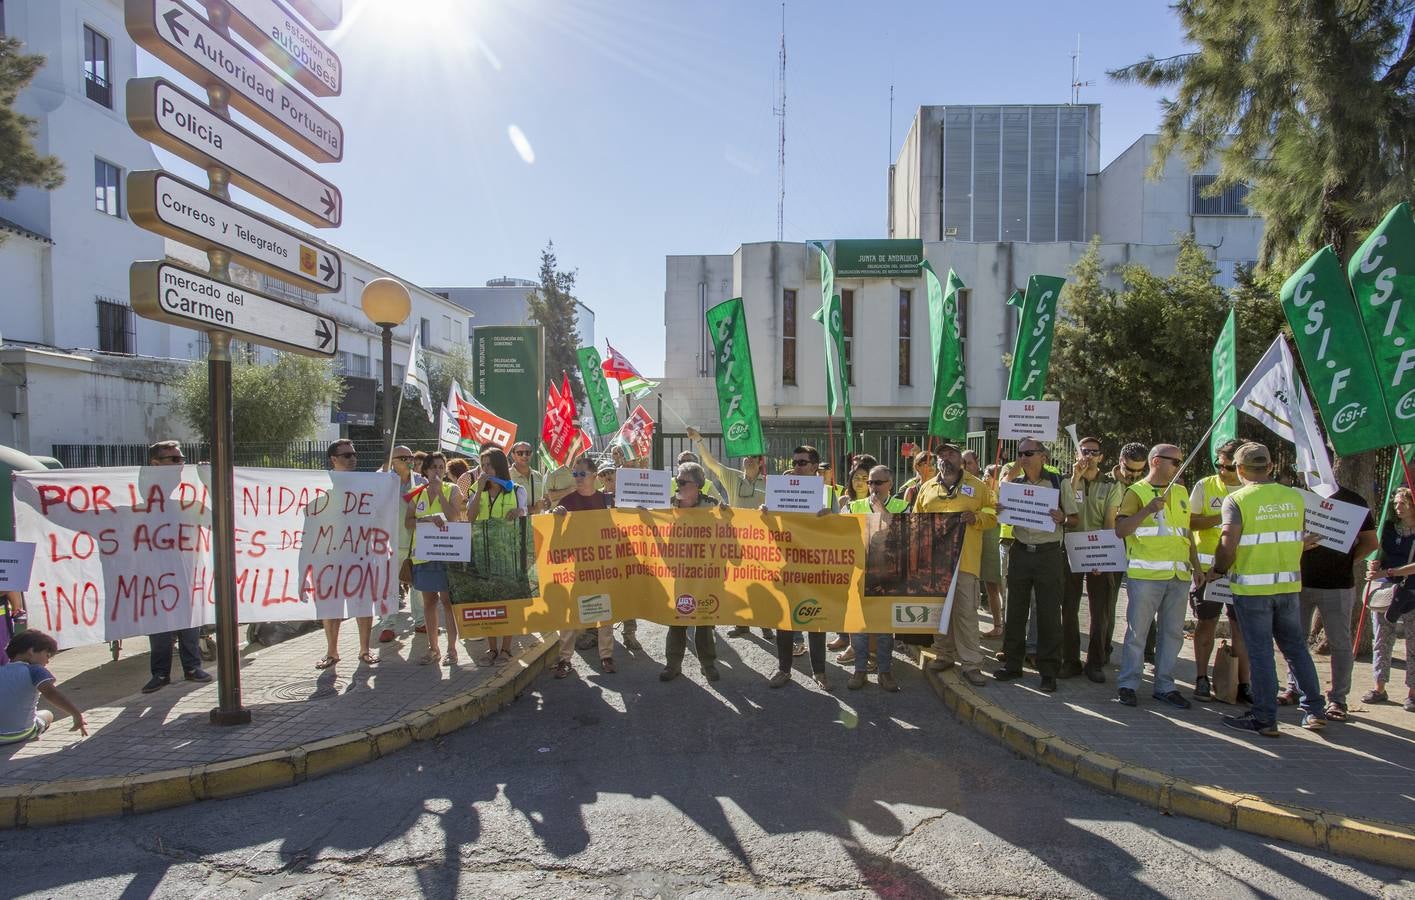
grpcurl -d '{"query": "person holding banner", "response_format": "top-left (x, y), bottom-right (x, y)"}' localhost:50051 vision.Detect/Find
top-left (377, 446), bottom-right (427, 644)
top-left (141, 440), bottom-right (214, 692)
top-left (313, 441), bottom-right (381, 671)
top-left (915, 446), bottom-right (996, 688)
top-left (1211, 442), bottom-right (1327, 735)
top-left (552, 455), bottom-right (617, 677)
top-left (686, 426), bottom-right (768, 510)
top-left (767, 446), bottom-right (837, 682)
top-left (1064, 437), bottom-right (1122, 684)
top-left (1187, 440), bottom-right (1251, 701)
top-left (410, 452), bottom-right (467, 668)
top-left (1363, 486), bottom-right (1415, 713)
top-left (661, 463), bottom-right (722, 683)
top-left (468, 447), bottom-right (529, 664)
top-left (508, 442), bottom-right (546, 510)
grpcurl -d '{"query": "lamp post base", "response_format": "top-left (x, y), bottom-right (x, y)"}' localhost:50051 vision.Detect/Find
top-left (209, 706), bottom-right (253, 727)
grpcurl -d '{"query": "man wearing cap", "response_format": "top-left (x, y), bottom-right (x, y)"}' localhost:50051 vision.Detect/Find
top-left (1211, 442), bottom-right (1328, 735)
top-left (914, 443), bottom-right (997, 687)
top-left (1064, 437), bottom-right (1123, 683)
top-left (1113, 444), bottom-right (1198, 710)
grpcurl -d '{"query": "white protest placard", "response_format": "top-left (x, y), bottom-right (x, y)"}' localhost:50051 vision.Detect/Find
top-left (997, 480), bottom-right (1060, 532)
top-left (1000, 399), bottom-right (1060, 441)
top-left (1063, 530), bottom-right (1128, 573)
top-left (1299, 490), bottom-right (1366, 553)
top-left (12, 467), bottom-right (399, 648)
top-left (615, 468), bottom-right (672, 509)
top-left (766, 474), bottom-right (826, 512)
top-left (414, 521), bottom-right (471, 562)
top-left (0, 541), bottom-right (38, 592)
top-left (1205, 577), bottom-right (1234, 605)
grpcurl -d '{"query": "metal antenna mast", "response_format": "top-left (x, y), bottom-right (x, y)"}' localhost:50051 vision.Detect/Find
top-left (774, 2), bottom-right (786, 241)
top-left (1070, 34), bottom-right (1093, 104)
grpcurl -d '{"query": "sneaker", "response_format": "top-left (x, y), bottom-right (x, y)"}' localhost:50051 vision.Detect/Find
top-left (836, 646), bottom-right (856, 664)
top-left (600, 658), bottom-right (616, 674)
top-left (1084, 665), bottom-right (1106, 684)
top-left (1153, 690), bottom-right (1192, 710)
top-left (379, 629), bottom-right (395, 643)
top-left (1301, 712), bottom-right (1327, 731)
top-left (813, 672), bottom-right (831, 691)
top-left (414, 625), bottom-right (427, 634)
top-left (702, 664), bottom-right (721, 682)
top-left (1236, 683), bottom-right (1255, 706)
top-left (847, 672), bottom-right (868, 690)
top-left (554, 660), bottom-right (572, 679)
top-left (1039, 676), bottom-right (1057, 692)
top-left (768, 670), bottom-right (791, 688)
top-left (184, 668), bottom-right (213, 683)
top-left (1058, 660), bottom-right (1084, 679)
top-left (962, 669), bottom-right (987, 687)
top-left (761, 628), bottom-right (775, 639)
top-left (927, 658), bottom-right (955, 673)
top-left (658, 667), bottom-right (680, 682)
top-left (792, 643), bottom-right (807, 657)
top-left (1361, 688), bottom-right (1389, 704)
top-left (992, 667), bottom-right (1023, 681)
top-left (727, 625), bottom-right (749, 637)
top-left (1222, 713), bottom-right (1279, 737)
top-left (878, 672), bottom-right (900, 693)
top-left (1193, 676), bottom-right (1213, 700)
top-left (141, 675), bottom-right (169, 694)
top-left (1117, 688), bottom-right (1137, 707)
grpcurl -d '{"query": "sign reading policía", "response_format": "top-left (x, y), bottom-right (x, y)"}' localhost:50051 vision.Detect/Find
top-left (128, 170), bottom-right (341, 292)
top-left (131, 260), bottom-right (337, 357)
top-left (126, 0), bottom-right (343, 162)
top-left (128, 78), bottom-right (341, 228)
top-left (221, 0), bottom-right (342, 96)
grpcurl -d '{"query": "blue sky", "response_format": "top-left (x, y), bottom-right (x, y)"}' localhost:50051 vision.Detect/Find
top-left (141, 0), bottom-right (1188, 374)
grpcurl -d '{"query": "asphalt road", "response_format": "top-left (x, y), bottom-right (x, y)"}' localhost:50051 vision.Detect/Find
top-left (5, 624), bottom-right (1413, 899)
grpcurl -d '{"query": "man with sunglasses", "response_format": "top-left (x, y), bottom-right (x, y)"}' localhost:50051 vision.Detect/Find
top-left (140, 441), bottom-right (213, 693)
top-left (507, 442), bottom-right (546, 510)
top-left (994, 439), bottom-right (1077, 692)
top-left (1187, 439), bottom-right (1252, 702)
top-left (1065, 438), bottom-right (1123, 684)
top-left (1113, 444), bottom-right (1200, 710)
top-left (314, 440), bottom-right (378, 670)
top-left (551, 454), bottom-right (618, 676)
top-left (377, 445), bottom-right (427, 643)
top-left (767, 445), bottom-right (838, 689)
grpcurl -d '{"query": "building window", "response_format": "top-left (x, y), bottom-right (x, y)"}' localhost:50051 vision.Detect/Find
top-left (95, 158), bottom-right (121, 216)
top-left (442, 315), bottom-right (453, 341)
top-left (194, 333), bottom-right (209, 359)
top-left (261, 273), bottom-right (316, 306)
top-left (96, 298), bottom-right (134, 353)
top-left (1191, 174), bottom-right (1251, 216)
top-left (351, 353), bottom-right (370, 377)
top-left (782, 289), bottom-right (796, 386)
top-left (393, 363), bottom-right (405, 384)
top-left (840, 289), bottom-right (854, 386)
top-left (898, 288), bottom-right (912, 386)
top-left (420, 317), bottom-right (431, 348)
top-left (83, 25), bottom-right (112, 108)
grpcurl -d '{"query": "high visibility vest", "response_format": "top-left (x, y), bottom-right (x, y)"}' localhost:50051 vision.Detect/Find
top-left (1124, 481), bottom-right (1191, 580)
top-left (1229, 482), bottom-right (1305, 596)
top-left (1192, 474), bottom-right (1236, 567)
top-left (849, 497), bottom-right (907, 514)
top-left (411, 488), bottom-right (447, 564)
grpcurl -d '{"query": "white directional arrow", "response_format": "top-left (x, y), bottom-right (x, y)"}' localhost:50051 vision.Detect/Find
top-left (128, 170), bottom-right (342, 292)
top-left (128, 77), bottom-right (341, 229)
top-left (219, 0), bottom-right (341, 96)
top-left (282, 0), bottom-right (340, 30)
top-left (126, 0), bottom-right (343, 162)
top-left (131, 260), bottom-right (339, 356)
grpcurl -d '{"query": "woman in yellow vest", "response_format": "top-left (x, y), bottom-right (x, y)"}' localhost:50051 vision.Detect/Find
top-left (467, 446), bottom-right (529, 665)
top-left (411, 452), bottom-right (466, 667)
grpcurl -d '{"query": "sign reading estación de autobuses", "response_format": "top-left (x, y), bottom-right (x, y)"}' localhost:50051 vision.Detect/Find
top-left (453, 508), bottom-right (968, 639)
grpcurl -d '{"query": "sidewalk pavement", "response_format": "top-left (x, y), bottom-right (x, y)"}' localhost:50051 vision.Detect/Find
top-left (0, 610), bottom-right (553, 797)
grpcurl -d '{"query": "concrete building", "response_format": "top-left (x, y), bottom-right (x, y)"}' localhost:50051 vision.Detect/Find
top-left (0, 0), bottom-right (472, 455)
top-left (428, 278), bottom-right (596, 349)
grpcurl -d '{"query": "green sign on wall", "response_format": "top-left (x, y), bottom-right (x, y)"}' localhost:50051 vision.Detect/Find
top-left (472, 325), bottom-right (544, 452)
top-left (832, 239), bottom-right (924, 278)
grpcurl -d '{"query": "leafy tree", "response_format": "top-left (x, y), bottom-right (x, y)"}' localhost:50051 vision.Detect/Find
top-left (0, 36), bottom-right (64, 214)
top-left (175, 354), bottom-right (344, 444)
top-left (1110, 0), bottom-right (1415, 268)
top-left (1049, 237), bottom-right (1285, 457)
top-left (527, 241), bottom-right (584, 405)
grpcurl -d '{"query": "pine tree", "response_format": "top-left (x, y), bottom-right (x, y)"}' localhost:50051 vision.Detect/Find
top-left (527, 241), bottom-right (585, 405)
top-left (0, 36), bottom-right (64, 208)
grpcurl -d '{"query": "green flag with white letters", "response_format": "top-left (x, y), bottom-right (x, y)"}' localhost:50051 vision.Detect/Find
top-left (576, 346), bottom-right (619, 436)
top-left (1348, 204), bottom-right (1415, 442)
top-left (705, 297), bottom-right (765, 457)
top-left (922, 261), bottom-right (968, 441)
top-left (811, 243), bottom-right (852, 444)
top-left (1006, 275), bottom-right (1065, 401)
top-left (1281, 246), bottom-right (1395, 455)
top-left (1211, 308), bottom-right (1237, 457)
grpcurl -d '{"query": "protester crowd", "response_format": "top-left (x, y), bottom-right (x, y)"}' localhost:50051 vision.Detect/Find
top-left (4, 431), bottom-right (1414, 747)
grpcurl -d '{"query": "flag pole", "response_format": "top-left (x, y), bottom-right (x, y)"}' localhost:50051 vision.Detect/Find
top-left (385, 376), bottom-right (406, 471)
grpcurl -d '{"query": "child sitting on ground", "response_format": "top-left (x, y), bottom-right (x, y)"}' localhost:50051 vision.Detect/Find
top-left (1, 631), bottom-right (87, 744)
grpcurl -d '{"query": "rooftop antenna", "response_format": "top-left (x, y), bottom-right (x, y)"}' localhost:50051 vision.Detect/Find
top-left (1070, 34), bottom-right (1093, 105)
top-left (774, 1), bottom-right (786, 241)
top-left (888, 83), bottom-right (894, 165)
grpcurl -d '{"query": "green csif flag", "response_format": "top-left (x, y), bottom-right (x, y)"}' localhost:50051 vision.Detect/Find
top-left (811, 243), bottom-right (852, 443)
top-left (1348, 204), bottom-right (1415, 442)
top-left (576, 346), bottom-right (619, 436)
top-left (1281, 246), bottom-right (1396, 455)
top-left (922, 261), bottom-right (968, 441)
top-left (1211, 308), bottom-right (1237, 458)
top-left (1006, 275), bottom-right (1065, 401)
top-left (705, 297), bottom-right (765, 457)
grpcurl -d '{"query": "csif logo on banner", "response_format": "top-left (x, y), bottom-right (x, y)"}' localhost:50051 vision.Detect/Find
top-left (892, 603), bottom-right (943, 626)
top-left (792, 598), bottom-right (823, 626)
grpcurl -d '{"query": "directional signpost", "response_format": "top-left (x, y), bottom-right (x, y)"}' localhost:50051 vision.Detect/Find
top-left (125, 0), bottom-right (347, 726)
top-left (128, 170), bottom-right (341, 291)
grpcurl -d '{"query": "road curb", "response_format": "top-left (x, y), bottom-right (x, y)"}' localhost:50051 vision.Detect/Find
top-left (0, 635), bottom-right (559, 829)
top-left (910, 647), bottom-right (1415, 871)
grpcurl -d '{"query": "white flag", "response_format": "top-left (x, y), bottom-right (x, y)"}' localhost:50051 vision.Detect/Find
top-left (404, 336), bottom-right (434, 424)
top-left (1231, 335), bottom-right (1336, 494)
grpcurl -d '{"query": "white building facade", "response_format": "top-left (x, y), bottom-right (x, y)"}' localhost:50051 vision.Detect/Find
top-left (428, 278), bottom-right (596, 350)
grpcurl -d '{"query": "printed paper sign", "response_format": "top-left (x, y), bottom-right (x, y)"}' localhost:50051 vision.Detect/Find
top-left (765, 474), bottom-right (826, 512)
top-left (0, 541), bottom-right (38, 592)
top-left (1000, 399), bottom-right (1060, 441)
top-left (578, 593), bottom-right (613, 624)
top-left (615, 468), bottom-right (672, 508)
top-left (1299, 490), bottom-right (1365, 553)
top-left (414, 521), bottom-right (472, 562)
top-left (1205, 577), bottom-right (1234, 605)
top-left (1063, 530), bottom-right (1128, 573)
top-left (997, 480), bottom-right (1060, 532)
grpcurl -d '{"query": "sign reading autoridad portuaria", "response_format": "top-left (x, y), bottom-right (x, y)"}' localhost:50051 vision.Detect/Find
top-left (127, 170), bottom-right (341, 292)
top-left (221, 0), bottom-right (342, 96)
top-left (130, 260), bottom-right (338, 357)
top-left (125, 0), bottom-right (343, 162)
